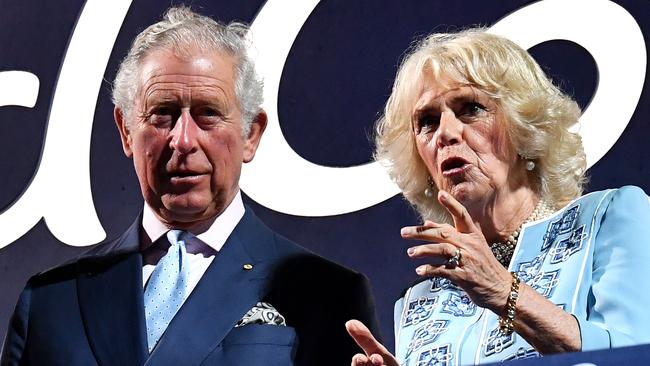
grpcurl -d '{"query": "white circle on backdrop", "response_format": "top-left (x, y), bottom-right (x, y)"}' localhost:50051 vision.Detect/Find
top-left (244, 0), bottom-right (400, 217)
top-left (243, 0), bottom-right (646, 217)
top-left (489, 0), bottom-right (646, 168)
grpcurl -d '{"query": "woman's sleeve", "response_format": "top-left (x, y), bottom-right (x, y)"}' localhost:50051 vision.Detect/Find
top-left (578, 185), bottom-right (650, 350)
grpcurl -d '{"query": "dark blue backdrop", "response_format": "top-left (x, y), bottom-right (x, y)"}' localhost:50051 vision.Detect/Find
top-left (0, 0), bottom-right (648, 352)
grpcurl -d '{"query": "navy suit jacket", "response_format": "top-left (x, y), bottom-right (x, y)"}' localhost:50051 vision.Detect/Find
top-left (1, 208), bottom-right (380, 365)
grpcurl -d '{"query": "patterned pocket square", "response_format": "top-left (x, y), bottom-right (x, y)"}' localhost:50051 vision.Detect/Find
top-left (236, 302), bottom-right (286, 327)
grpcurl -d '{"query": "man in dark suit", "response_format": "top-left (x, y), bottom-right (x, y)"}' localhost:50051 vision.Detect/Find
top-left (1, 6), bottom-right (379, 366)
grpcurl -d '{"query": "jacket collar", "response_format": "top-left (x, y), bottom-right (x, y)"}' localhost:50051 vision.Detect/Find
top-left (77, 208), bottom-right (283, 365)
top-left (76, 216), bottom-right (148, 366)
top-left (146, 209), bottom-right (277, 364)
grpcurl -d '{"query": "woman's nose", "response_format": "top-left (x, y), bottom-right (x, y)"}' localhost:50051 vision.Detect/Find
top-left (436, 110), bottom-right (463, 147)
top-left (170, 110), bottom-right (198, 154)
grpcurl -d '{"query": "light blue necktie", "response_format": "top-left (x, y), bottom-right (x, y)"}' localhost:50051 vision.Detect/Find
top-left (144, 230), bottom-right (190, 352)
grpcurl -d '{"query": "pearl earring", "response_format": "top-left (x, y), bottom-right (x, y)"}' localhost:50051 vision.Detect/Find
top-left (424, 176), bottom-right (435, 198)
top-left (526, 160), bottom-right (535, 171)
top-left (520, 154), bottom-right (535, 171)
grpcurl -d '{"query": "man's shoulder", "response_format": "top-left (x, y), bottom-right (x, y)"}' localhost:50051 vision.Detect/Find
top-left (239, 207), bottom-right (362, 276)
top-left (248, 219), bottom-right (362, 282)
top-left (26, 218), bottom-right (141, 288)
top-left (27, 244), bottom-right (131, 289)
top-left (275, 235), bottom-right (361, 279)
top-left (265, 238), bottom-right (369, 307)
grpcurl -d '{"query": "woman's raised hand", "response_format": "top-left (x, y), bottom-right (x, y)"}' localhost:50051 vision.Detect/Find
top-left (400, 190), bottom-right (511, 312)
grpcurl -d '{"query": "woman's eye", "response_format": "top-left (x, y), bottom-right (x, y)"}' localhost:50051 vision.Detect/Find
top-left (417, 114), bottom-right (440, 132)
top-left (462, 102), bottom-right (487, 116)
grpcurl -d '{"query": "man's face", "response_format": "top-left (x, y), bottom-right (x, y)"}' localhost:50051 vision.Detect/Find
top-left (115, 48), bottom-right (266, 228)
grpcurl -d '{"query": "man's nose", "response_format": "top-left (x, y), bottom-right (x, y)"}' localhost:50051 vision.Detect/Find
top-left (170, 110), bottom-right (198, 154)
top-left (436, 110), bottom-right (463, 147)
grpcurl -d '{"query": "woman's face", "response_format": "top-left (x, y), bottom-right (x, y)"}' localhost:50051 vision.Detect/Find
top-left (412, 74), bottom-right (523, 210)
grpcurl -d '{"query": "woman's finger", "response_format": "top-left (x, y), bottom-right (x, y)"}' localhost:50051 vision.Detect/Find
top-left (401, 223), bottom-right (458, 242)
top-left (346, 320), bottom-right (388, 354)
top-left (407, 242), bottom-right (459, 265)
top-left (351, 353), bottom-right (370, 366)
top-left (345, 320), bottom-right (399, 366)
top-left (414, 263), bottom-right (450, 277)
top-left (351, 353), bottom-right (384, 366)
top-left (438, 190), bottom-right (478, 233)
top-left (369, 354), bottom-right (386, 365)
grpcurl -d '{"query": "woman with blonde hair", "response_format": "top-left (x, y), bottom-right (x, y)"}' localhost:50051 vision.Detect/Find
top-left (346, 28), bottom-right (650, 365)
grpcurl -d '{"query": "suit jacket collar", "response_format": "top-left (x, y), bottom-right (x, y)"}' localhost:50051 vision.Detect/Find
top-left (76, 215), bottom-right (148, 366)
top-left (145, 208), bottom-right (279, 365)
top-left (77, 208), bottom-right (283, 366)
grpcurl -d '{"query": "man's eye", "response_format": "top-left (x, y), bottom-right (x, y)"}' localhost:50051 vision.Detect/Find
top-left (148, 105), bottom-right (179, 126)
top-left (151, 105), bottom-right (180, 117)
top-left (154, 106), bottom-right (172, 115)
top-left (196, 106), bottom-right (221, 117)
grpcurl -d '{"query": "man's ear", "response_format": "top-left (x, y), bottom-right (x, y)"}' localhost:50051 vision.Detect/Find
top-left (243, 110), bottom-right (268, 163)
top-left (114, 106), bottom-right (133, 157)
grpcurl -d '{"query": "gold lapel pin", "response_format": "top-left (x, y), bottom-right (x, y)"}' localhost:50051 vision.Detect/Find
top-left (243, 263), bottom-right (253, 270)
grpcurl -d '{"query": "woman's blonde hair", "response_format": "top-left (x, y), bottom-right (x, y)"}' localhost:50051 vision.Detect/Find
top-left (375, 28), bottom-right (586, 222)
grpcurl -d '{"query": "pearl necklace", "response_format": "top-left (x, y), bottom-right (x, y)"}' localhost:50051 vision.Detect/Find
top-left (490, 199), bottom-right (554, 267)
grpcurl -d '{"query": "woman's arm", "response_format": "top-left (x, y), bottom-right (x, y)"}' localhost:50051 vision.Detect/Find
top-left (572, 186), bottom-right (650, 350)
top-left (506, 281), bottom-right (580, 353)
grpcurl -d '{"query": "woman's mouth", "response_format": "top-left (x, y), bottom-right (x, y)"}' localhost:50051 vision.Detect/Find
top-left (440, 157), bottom-right (469, 176)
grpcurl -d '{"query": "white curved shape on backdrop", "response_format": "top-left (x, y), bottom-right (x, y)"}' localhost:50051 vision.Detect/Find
top-left (243, 0), bottom-right (645, 216)
top-left (243, 0), bottom-right (401, 217)
top-left (0, 0), bottom-right (132, 248)
top-left (489, 0), bottom-right (646, 168)
top-left (0, 71), bottom-right (39, 108)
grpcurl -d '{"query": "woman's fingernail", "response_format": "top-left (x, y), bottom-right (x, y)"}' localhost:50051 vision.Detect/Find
top-left (400, 227), bottom-right (409, 236)
top-left (407, 247), bottom-right (416, 256)
top-left (416, 266), bottom-right (425, 275)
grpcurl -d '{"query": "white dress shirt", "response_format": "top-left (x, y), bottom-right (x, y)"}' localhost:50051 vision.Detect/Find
top-left (140, 191), bottom-right (245, 297)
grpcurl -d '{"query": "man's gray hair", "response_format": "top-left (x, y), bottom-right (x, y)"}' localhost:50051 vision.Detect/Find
top-left (112, 6), bottom-right (263, 135)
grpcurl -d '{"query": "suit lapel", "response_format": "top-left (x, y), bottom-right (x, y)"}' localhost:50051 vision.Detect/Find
top-left (145, 209), bottom-right (279, 365)
top-left (77, 217), bottom-right (149, 366)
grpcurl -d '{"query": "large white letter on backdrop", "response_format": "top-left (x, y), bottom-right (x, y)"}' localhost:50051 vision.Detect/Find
top-left (0, 0), bottom-right (132, 249)
top-left (242, 0), bottom-right (645, 216)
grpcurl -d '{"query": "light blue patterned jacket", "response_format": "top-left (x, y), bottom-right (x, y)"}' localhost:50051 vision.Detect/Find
top-left (394, 186), bottom-right (650, 365)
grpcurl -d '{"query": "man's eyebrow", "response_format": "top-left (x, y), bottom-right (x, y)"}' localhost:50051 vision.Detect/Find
top-left (145, 93), bottom-right (179, 101)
